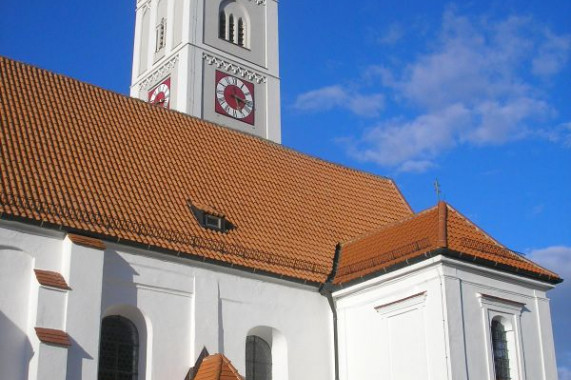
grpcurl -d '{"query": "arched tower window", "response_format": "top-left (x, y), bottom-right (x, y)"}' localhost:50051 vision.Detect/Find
top-left (218, 1), bottom-right (249, 48)
top-left (491, 319), bottom-right (510, 380)
top-left (246, 335), bottom-right (272, 380)
top-left (219, 11), bottom-right (227, 39)
top-left (238, 18), bottom-right (245, 47)
top-left (98, 316), bottom-right (139, 380)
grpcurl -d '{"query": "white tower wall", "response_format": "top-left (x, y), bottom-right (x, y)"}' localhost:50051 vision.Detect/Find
top-left (130, 0), bottom-right (281, 143)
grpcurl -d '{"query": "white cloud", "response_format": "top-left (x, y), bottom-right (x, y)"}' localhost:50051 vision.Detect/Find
top-left (344, 103), bottom-right (470, 170)
top-left (560, 366), bottom-right (571, 380)
top-left (532, 30), bottom-right (571, 76)
top-left (397, 160), bottom-right (437, 173)
top-left (292, 85), bottom-right (384, 117)
top-left (379, 23), bottom-right (404, 45)
top-left (527, 246), bottom-right (571, 372)
top-left (527, 245), bottom-right (571, 279)
top-left (338, 8), bottom-right (570, 170)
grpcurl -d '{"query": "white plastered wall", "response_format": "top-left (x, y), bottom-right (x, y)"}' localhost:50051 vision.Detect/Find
top-left (0, 219), bottom-right (334, 380)
top-left (0, 221), bottom-right (66, 380)
top-left (100, 245), bottom-right (334, 379)
top-left (334, 255), bottom-right (558, 380)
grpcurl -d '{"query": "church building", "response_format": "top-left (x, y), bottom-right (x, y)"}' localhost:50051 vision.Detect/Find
top-left (0, 0), bottom-right (562, 379)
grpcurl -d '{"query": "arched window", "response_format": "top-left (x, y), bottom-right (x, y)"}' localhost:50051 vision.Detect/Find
top-left (246, 336), bottom-right (272, 380)
top-left (219, 11), bottom-right (226, 39)
top-left (218, 1), bottom-right (249, 48)
top-left (238, 18), bottom-right (245, 47)
top-left (491, 319), bottom-right (510, 380)
top-left (98, 316), bottom-right (139, 380)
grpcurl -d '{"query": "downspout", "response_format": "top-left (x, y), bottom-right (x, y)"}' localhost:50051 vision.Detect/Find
top-left (319, 243), bottom-right (342, 380)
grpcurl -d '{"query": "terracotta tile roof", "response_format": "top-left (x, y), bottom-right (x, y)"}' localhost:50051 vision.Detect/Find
top-left (192, 354), bottom-right (243, 380)
top-left (35, 327), bottom-right (71, 347)
top-left (334, 202), bottom-right (561, 284)
top-left (34, 269), bottom-right (71, 290)
top-left (0, 56), bottom-right (413, 283)
top-left (68, 233), bottom-right (106, 250)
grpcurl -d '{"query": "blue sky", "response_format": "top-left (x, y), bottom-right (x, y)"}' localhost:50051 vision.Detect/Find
top-left (1, 0), bottom-right (570, 376)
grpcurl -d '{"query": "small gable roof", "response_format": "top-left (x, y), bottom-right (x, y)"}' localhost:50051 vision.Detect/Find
top-left (334, 202), bottom-right (561, 285)
top-left (192, 354), bottom-right (243, 380)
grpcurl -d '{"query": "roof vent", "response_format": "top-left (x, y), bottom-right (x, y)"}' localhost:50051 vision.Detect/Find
top-left (188, 200), bottom-right (233, 233)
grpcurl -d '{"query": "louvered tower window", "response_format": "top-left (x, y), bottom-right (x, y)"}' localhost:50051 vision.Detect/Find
top-left (238, 18), bottom-right (245, 46)
top-left (228, 15), bottom-right (235, 44)
top-left (491, 320), bottom-right (511, 380)
top-left (219, 11), bottom-right (226, 39)
top-left (246, 336), bottom-right (272, 380)
top-left (218, 1), bottom-right (249, 48)
top-left (156, 18), bottom-right (166, 52)
top-left (98, 316), bottom-right (139, 380)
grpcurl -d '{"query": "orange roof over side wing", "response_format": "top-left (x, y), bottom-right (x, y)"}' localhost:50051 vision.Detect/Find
top-left (334, 202), bottom-right (560, 285)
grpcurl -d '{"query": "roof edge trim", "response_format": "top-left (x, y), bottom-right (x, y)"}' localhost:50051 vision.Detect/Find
top-left (332, 247), bottom-right (562, 289)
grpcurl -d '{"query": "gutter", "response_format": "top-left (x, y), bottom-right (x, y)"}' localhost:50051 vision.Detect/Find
top-left (319, 243), bottom-right (342, 380)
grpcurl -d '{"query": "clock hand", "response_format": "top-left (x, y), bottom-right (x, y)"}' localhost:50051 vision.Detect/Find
top-left (231, 94), bottom-right (248, 110)
top-left (231, 94), bottom-right (252, 107)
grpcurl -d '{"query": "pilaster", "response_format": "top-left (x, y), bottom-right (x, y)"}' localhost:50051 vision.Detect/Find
top-left (63, 235), bottom-right (106, 380)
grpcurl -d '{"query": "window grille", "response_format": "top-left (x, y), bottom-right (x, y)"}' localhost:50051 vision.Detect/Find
top-left (238, 18), bottom-right (245, 47)
top-left (98, 316), bottom-right (139, 380)
top-left (491, 320), bottom-right (511, 380)
top-left (156, 18), bottom-right (166, 52)
top-left (228, 15), bottom-right (235, 44)
top-left (219, 12), bottom-right (226, 39)
top-left (246, 336), bottom-right (272, 380)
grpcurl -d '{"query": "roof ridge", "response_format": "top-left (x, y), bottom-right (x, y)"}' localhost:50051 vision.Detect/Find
top-left (389, 179), bottom-right (414, 214)
top-left (445, 204), bottom-right (559, 277)
top-left (220, 355), bottom-right (243, 378)
top-left (445, 203), bottom-right (505, 248)
top-left (438, 201), bottom-right (448, 248)
top-left (341, 203), bottom-right (439, 247)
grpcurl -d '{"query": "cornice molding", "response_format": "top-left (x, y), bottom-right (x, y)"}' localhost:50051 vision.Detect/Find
top-left (139, 54), bottom-right (179, 90)
top-left (203, 53), bottom-right (267, 84)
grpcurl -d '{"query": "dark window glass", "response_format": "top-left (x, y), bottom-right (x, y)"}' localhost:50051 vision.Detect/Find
top-left (246, 336), bottom-right (272, 380)
top-left (491, 320), bottom-right (510, 380)
top-left (98, 316), bottom-right (139, 380)
top-left (238, 18), bottom-right (245, 46)
top-left (219, 11), bottom-right (226, 39)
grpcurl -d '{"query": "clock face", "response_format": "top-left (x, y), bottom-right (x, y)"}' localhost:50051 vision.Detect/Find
top-left (148, 77), bottom-right (171, 109)
top-left (214, 71), bottom-right (255, 125)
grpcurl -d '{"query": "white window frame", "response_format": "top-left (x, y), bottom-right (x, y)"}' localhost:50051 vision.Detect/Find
top-left (204, 214), bottom-right (223, 230)
top-left (478, 293), bottom-right (526, 380)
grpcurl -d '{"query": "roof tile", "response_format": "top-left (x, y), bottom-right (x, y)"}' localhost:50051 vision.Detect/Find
top-left (35, 327), bottom-right (71, 347)
top-left (34, 269), bottom-right (71, 290)
top-left (334, 202), bottom-right (560, 284)
top-left (193, 354), bottom-right (243, 380)
top-left (0, 56), bottom-right (412, 283)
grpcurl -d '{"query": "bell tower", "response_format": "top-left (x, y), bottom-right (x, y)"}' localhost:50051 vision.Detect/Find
top-left (130, 0), bottom-right (281, 143)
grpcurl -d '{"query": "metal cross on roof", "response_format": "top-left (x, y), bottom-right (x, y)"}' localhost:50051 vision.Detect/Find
top-left (434, 178), bottom-right (441, 202)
